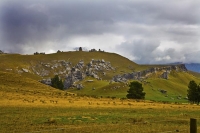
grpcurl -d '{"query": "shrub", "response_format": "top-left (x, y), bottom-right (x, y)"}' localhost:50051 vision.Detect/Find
top-left (51, 75), bottom-right (64, 90)
top-left (126, 81), bottom-right (145, 99)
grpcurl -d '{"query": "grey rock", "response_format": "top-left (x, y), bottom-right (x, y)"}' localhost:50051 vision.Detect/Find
top-left (76, 84), bottom-right (83, 90)
top-left (161, 71), bottom-right (168, 79)
top-left (103, 72), bottom-right (106, 76)
top-left (41, 78), bottom-right (52, 85)
top-left (22, 68), bottom-right (29, 73)
top-left (160, 89), bottom-right (167, 94)
top-left (112, 64), bottom-right (187, 82)
top-left (18, 70), bottom-right (23, 74)
top-left (6, 69), bottom-right (12, 71)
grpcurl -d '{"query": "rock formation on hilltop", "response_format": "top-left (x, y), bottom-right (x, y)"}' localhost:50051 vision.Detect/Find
top-left (6, 54), bottom-right (187, 89)
top-left (112, 64), bottom-right (187, 82)
top-left (34, 59), bottom-right (115, 89)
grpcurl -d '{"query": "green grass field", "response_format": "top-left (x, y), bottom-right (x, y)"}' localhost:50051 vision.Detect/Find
top-left (67, 71), bottom-right (200, 103)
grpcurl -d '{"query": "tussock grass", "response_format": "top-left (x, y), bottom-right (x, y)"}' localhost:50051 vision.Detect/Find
top-left (1, 95), bottom-right (200, 133)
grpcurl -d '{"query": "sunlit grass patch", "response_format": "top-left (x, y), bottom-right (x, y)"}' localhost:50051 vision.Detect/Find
top-left (1, 95), bottom-right (200, 133)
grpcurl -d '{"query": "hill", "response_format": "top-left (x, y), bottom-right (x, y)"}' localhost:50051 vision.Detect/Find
top-left (0, 51), bottom-right (139, 79)
top-left (0, 51), bottom-right (199, 102)
top-left (0, 71), bottom-right (70, 108)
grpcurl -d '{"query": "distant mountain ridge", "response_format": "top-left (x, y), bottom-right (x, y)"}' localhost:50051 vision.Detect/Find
top-left (185, 63), bottom-right (200, 73)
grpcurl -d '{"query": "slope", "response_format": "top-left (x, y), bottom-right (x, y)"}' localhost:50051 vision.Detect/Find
top-left (67, 71), bottom-right (200, 102)
top-left (0, 51), bottom-right (200, 102)
top-left (0, 51), bottom-right (141, 80)
top-left (0, 71), bottom-right (66, 106)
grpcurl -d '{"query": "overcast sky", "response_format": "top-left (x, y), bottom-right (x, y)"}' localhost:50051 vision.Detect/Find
top-left (0, 0), bottom-right (200, 64)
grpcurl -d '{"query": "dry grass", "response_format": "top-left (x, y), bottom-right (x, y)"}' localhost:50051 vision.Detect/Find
top-left (1, 91), bottom-right (200, 133)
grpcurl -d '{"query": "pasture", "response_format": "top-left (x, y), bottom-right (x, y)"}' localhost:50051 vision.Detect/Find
top-left (0, 92), bottom-right (200, 133)
top-left (0, 71), bottom-right (200, 132)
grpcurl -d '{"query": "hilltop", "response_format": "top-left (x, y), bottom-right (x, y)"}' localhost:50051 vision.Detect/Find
top-left (0, 51), bottom-right (199, 102)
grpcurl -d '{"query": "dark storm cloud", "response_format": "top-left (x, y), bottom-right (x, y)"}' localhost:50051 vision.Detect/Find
top-left (0, 0), bottom-right (199, 63)
top-left (0, 0), bottom-right (116, 53)
top-left (1, 2), bottom-right (48, 42)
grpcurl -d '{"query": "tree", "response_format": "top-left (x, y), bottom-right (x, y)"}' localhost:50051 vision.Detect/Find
top-left (126, 81), bottom-right (145, 99)
top-left (51, 75), bottom-right (64, 90)
top-left (79, 47), bottom-right (82, 51)
top-left (187, 80), bottom-right (200, 104)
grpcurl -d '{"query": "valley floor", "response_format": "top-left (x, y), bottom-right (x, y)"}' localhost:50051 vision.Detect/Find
top-left (1, 94), bottom-right (200, 133)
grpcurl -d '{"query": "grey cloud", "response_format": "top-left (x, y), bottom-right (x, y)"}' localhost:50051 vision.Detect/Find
top-left (185, 51), bottom-right (200, 63)
top-left (0, 0), bottom-right (116, 53)
top-left (115, 39), bottom-right (161, 64)
top-left (0, 0), bottom-right (199, 63)
top-left (115, 39), bottom-right (194, 64)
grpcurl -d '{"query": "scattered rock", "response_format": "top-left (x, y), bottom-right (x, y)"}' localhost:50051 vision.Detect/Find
top-left (161, 71), bottom-right (168, 79)
top-left (76, 83), bottom-right (83, 90)
top-left (160, 89), bottom-right (167, 94)
top-left (6, 69), bottom-right (12, 71)
top-left (40, 78), bottom-right (52, 85)
top-left (22, 68), bottom-right (29, 73)
top-left (87, 80), bottom-right (94, 82)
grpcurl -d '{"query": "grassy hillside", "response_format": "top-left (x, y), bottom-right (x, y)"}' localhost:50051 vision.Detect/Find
top-left (1, 52), bottom-right (200, 133)
top-left (0, 51), bottom-right (200, 102)
top-left (188, 70), bottom-right (200, 78)
top-left (0, 71), bottom-right (67, 104)
top-left (0, 51), bottom-right (141, 80)
top-left (67, 71), bottom-right (200, 102)
top-left (0, 51), bottom-right (139, 70)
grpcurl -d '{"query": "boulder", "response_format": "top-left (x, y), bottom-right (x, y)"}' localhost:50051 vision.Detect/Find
top-left (76, 84), bottom-right (83, 90)
top-left (160, 89), bottom-right (167, 94)
top-left (103, 72), bottom-right (106, 76)
top-left (161, 71), bottom-right (168, 79)
top-left (41, 78), bottom-right (52, 85)
top-left (22, 68), bottom-right (29, 73)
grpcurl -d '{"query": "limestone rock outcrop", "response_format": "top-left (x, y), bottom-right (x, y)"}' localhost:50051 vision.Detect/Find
top-left (35, 59), bottom-right (187, 89)
top-left (112, 64), bottom-right (187, 82)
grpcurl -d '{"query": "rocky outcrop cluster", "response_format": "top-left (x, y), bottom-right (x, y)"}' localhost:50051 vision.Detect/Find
top-left (112, 64), bottom-right (187, 82)
top-left (36, 59), bottom-right (114, 89)
top-left (85, 59), bottom-right (114, 79)
top-left (64, 60), bottom-right (86, 89)
top-left (16, 58), bottom-right (187, 89)
top-left (64, 59), bottom-right (114, 88)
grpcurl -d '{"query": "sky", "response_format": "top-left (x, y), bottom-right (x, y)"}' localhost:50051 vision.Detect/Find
top-left (0, 0), bottom-right (200, 64)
